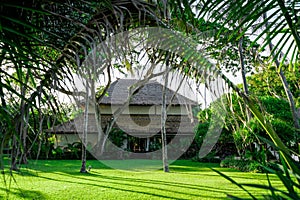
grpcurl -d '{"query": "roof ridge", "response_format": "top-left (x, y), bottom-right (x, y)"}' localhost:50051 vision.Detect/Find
top-left (100, 78), bottom-right (198, 105)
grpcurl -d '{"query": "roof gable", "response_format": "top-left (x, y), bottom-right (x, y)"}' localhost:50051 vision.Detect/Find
top-left (99, 79), bottom-right (197, 106)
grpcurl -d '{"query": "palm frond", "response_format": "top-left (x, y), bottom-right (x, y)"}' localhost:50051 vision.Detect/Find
top-left (0, 0), bottom-right (161, 169)
top-left (197, 0), bottom-right (300, 69)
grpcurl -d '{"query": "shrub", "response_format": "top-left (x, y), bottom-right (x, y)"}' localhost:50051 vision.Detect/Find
top-left (220, 157), bottom-right (263, 172)
top-left (193, 122), bottom-right (237, 159)
top-left (108, 128), bottom-right (126, 147)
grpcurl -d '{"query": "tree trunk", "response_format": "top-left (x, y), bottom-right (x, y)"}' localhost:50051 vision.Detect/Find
top-left (277, 64), bottom-right (300, 143)
top-left (19, 70), bottom-right (31, 165)
top-left (21, 112), bottom-right (30, 165)
top-left (0, 74), bottom-right (8, 170)
top-left (10, 135), bottom-right (19, 171)
top-left (238, 35), bottom-right (251, 121)
top-left (94, 105), bottom-right (105, 156)
top-left (94, 67), bottom-right (111, 157)
top-left (161, 70), bottom-right (169, 172)
top-left (80, 78), bottom-right (89, 173)
top-left (100, 132), bottom-right (109, 156)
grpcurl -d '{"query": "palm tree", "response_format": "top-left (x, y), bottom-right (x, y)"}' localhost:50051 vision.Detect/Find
top-left (1, 0), bottom-right (299, 181)
top-left (180, 2), bottom-right (300, 192)
top-left (0, 0), bottom-right (160, 171)
top-left (147, 0), bottom-right (299, 180)
top-left (1, 0), bottom-right (74, 170)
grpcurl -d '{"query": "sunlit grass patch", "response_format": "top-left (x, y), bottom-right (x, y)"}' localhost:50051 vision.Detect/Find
top-left (0, 160), bottom-right (288, 200)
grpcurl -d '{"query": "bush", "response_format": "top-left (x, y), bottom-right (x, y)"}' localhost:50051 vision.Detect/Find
top-left (192, 122), bottom-right (237, 159)
top-left (220, 157), bottom-right (263, 172)
top-left (108, 128), bottom-right (126, 147)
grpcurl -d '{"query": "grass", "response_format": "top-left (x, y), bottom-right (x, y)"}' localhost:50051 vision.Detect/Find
top-left (0, 159), bottom-right (287, 200)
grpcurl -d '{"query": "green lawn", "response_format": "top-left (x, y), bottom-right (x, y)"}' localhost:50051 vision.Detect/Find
top-left (0, 160), bottom-right (287, 200)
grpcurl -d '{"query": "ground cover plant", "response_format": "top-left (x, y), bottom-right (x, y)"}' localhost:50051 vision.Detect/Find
top-left (0, 160), bottom-right (288, 200)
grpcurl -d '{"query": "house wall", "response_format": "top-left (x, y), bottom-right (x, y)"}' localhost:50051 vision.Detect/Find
top-left (54, 134), bottom-right (81, 147)
top-left (54, 133), bottom-right (98, 148)
top-left (54, 104), bottom-right (196, 149)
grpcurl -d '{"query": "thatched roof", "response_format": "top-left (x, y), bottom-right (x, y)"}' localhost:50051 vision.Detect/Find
top-left (48, 120), bottom-right (78, 134)
top-left (99, 79), bottom-right (197, 106)
top-left (48, 79), bottom-right (198, 135)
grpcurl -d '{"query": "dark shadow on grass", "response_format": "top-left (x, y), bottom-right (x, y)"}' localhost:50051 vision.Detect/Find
top-left (90, 171), bottom-right (231, 193)
top-left (171, 160), bottom-right (220, 168)
top-left (169, 165), bottom-right (214, 172)
top-left (65, 170), bottom-right (227, 192)
top-left (33, 174), bottom-right (194, 200)
top-left (34, 169), bottom-right (234, 199)
top-left (18, 169), bottom-right (39, 177)
top-left (0, 187), bottom-right (46, 200)
top-left (13, 160), bottom-right (263, 199)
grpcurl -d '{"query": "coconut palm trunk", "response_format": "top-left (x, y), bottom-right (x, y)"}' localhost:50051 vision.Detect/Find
top-left (161, 69), bottom-right (169, 172)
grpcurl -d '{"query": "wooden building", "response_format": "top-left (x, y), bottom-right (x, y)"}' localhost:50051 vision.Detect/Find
top-left (49, 79), bottom-right (198, 154)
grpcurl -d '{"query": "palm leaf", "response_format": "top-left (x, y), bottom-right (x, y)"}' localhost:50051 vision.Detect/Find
top-left (1, 0), bottom-right (161, 170)
top-left (197, 0), bottom-right (300, 69)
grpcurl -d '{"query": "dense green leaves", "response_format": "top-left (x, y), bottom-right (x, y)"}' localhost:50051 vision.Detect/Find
top-left (247, 66), bottom-right (300, 106)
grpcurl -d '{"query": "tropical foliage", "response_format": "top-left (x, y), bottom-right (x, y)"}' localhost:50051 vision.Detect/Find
top-left (1, 0), bottom-right (300, 198)
top-left (0, 0), bottom-right (159, 171)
